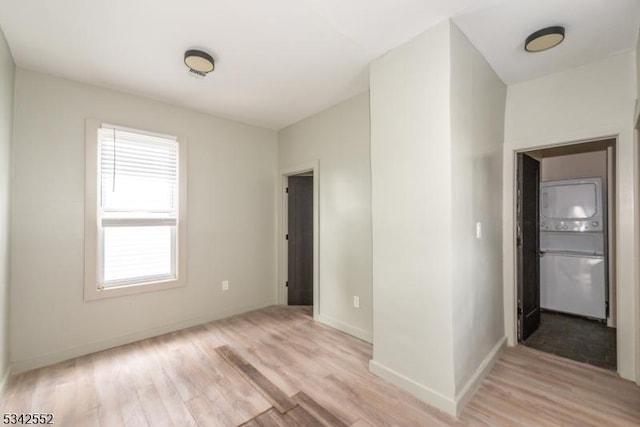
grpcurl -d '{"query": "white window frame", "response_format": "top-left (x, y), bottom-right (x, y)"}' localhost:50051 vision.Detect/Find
top-left (84, 118), bottom-right (187, 301)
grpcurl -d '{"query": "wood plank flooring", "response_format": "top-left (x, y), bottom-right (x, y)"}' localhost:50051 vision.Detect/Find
top-left (216, 345), bottom-right (296, 413)
top-left (293, 391), bottom-right (349, 427)
top-left (1, 305), bottom-right (639, 426)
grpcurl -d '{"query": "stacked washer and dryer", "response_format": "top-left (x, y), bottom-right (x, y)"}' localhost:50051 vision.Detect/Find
top-left (539, 177), bottom-right (607, 320)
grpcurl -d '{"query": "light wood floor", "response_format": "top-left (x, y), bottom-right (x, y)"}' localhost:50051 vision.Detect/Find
top-left (1, 306), bottom-right (639, 426)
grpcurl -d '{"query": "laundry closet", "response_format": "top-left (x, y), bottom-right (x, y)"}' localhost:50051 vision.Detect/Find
top-left (517, 139), bottom-right (616, 370)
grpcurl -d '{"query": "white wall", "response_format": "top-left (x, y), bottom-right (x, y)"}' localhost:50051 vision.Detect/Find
top-left (369, 21), bottom-right (507, 415)
top-left (0, 28), bottom-right (14, 392)
top-left (278, 92), bottom-right (372, 341)
top-left (449, 24), bottom-right (506, 398)
top-left (542, 151), bottom-right (606, 182)
top-left (369, 21), bottom-right (457, 412)
top-left (503, 52), bottom-right (638, 381)
top-left (11, 69), bottom-right (278, 372)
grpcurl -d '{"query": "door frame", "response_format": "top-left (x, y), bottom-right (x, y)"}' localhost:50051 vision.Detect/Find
top-left (635, 116), bottom-right (640, 386)
top-left (278, 160), bottom-right (319, 318)
top-left (506, 133), bottom-right (637, 380)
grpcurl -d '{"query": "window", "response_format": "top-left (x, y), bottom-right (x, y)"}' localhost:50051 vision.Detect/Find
top-left (85, 120), bottom-right (186, 300)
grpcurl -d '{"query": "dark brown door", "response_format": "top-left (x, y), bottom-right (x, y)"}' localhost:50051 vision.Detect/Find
top-left (287, 175), bottom-right (313, 305)
top-left (517, 153), bottom-right (540, 342)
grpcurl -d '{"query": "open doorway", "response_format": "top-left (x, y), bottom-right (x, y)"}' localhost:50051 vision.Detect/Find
top-left (516, 138), bottom-right (617, 370)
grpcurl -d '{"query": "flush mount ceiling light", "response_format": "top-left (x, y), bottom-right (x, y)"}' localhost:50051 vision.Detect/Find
top-left (525, 26), bottom-right (565, 52)
top-left (184, 49), bottom-right (215, 77)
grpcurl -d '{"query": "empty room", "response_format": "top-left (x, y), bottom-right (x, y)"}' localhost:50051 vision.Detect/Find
top-left (1, 0), bottom-right (640, 426)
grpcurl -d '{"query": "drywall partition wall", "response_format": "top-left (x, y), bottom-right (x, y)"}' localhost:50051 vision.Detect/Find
top-left (503, 52), bottom-right (638, 381)
top-left (11, 69), bottom-right (278, 372)
top-left (278, 92), bottom-right (372, 341)
top-left (370, 20), bottom-right (457, 413)
top-left (0, 28), bottom-right (14, 393)
top-left (541, 150), bottom-right (606, 182)
top-left (448, 23), bottom-right (506, 404)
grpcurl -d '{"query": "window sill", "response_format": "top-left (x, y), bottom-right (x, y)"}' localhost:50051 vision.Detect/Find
top-left (84, 277), bottom-right (185, 301)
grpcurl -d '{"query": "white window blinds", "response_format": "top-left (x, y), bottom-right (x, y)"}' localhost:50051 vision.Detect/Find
top-left (98, 126), bottom-right (179, 287)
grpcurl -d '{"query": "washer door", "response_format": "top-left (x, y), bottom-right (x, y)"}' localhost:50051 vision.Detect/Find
top-left (540, 253), bottom-right (606, 319)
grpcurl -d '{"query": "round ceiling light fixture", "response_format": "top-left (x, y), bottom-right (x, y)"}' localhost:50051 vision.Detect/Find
top-left (524, 26), bottom-right (565, 52)
top-left (184, 49), bottom-right (215, 76)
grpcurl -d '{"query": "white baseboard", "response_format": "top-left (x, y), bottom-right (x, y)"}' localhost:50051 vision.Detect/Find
top-left (368, 336), bottom-right (507, 417)
top-left (11, 299), bottom-right (275, 374)
top-left (315, 313), bottom-right (373, 343)
top-left (369, 359), bottom-right (457, 415)
top-left (0, 365), bottom-right (10, 399)
top-left (454, 336), bottom-right (507, 416)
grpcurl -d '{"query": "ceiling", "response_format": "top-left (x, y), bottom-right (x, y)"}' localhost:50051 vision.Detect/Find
top-left (0, 0), bottom-right (638, 130)
top-left (453, 0), bottom-right (640, 84)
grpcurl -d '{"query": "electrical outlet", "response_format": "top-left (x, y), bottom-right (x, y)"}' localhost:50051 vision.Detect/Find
top-left (353, 296), bottom-right (360, 309)
top-left (222, 280), bottom-right (229, 291)
top-left (476, 222), bottom-right (482, 239)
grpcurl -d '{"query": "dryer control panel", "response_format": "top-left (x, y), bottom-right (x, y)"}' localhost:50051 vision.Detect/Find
top-left (540, 178), bottom-right (604, 233)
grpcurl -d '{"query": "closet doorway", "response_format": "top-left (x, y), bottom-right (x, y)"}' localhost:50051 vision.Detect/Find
top-left (516, 138), bottom-right (617, 370)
